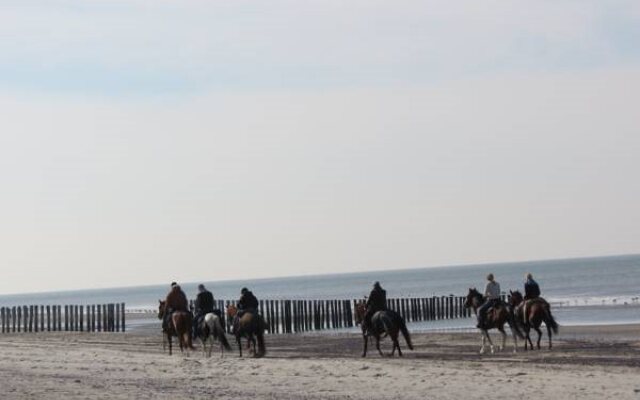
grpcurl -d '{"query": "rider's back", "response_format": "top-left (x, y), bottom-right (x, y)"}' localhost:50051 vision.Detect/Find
top-left (166, 286), bottom-right (189, 312)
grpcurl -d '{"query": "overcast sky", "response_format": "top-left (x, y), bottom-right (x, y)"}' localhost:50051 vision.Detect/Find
top-left (1, 0), bottom-right (639, 294)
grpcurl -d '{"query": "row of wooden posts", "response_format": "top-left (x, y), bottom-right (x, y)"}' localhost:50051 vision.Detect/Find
top-left (0, 304), bottom-right (125, 333)
top-left (1, 294), bottom-right (502, 335)
top-left (202, 294), bottom-right (488, 335)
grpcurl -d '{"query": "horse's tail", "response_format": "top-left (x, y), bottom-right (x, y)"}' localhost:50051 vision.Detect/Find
top-left (507, 308), bottom-right (525, 339)
top-left (208, 314), bottom-right (232, 351)
top-left (398, 317), bottom-right (414, 350)
top-left (256, 331), bottom-right (266, 356)
top-left (218, 328), bottom-right (232, 351)
top-left (543, 304), bottom-right (559, 334)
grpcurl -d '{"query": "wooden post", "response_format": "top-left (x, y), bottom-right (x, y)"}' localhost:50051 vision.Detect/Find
top-left (312, 301), bottom-right (318, 330)
top-left (64, 305), bottom-right (68, 331)
top-left (102, 304), bottom-right (108, 332)
top-left (269, 300), bottom-right (274, 334)
top-left (97, 304), bottom-right (102, 332)
top-left (45, 305), bottom-right (50, 331)
top-left (28, 305), bottom-right (33, 332)
top-left (269, 300), bottom-right (275, 334)
top-left (91, 305), bottom-right (95, 332)
top-left (121, 303), bottom-right (126, 332)
top-left (52, 306), bottom-right (57, 332)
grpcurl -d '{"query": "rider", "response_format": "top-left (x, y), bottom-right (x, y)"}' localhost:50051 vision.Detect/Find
top-left (237, 287), bottom-right (259, 316)
top-left (522, 272), bottom-right (541, 323)
top-left (364, 281), bottom-right (387, 333)
top-left (524, 273), bottom-right (541, 300)
top-left (192, 284), bottom-right (215, 339)
top-left (477, 273), bottom-right (501, 329)
top-left (163, 282), bottom-right (189, 332)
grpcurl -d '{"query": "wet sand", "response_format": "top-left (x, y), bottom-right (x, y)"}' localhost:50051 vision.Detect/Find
top-left (0, 324), bottom-right (638, 399)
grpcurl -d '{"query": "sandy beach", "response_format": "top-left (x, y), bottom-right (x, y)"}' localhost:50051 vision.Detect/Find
top-left (0, 323), bottom-right (638, 400)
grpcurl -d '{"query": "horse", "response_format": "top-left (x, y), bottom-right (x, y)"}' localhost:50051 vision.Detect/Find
top-left (508, 290), bottom-right (558, 350)
top-left (463, 288), bottom-right (523, 354)
top-left (195, 311), bottom-right (232, 357)
top-left (226, 305), bottom-right (266, 358)
top-left (354, 301), bottom-right (413, 357)
top-left (158, 300), bottom-right (193, 356)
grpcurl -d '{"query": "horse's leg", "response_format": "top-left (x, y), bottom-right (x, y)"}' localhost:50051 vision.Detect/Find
top-left (480, 331), bottom-right (486, 354)
top-left (547, 323), bottom-right (553, 350)
top-left (362, 333), bottom-right (368, 357)
top-left (236, 335), bottom-right (243, 357)
top-left (498, 327), bottom-right (506, 352)
top-left (483, 330), bottom-right (495, 354)
top-left (394, 332), bottom-right (402, 357)
top-left (167, 333), bottom-right (173, 356)
top-left (535, 326), bottom-right (542, 350)
top-left (526, 327), bottom-right (534, 351)
top-left (375, 335), bottom-right (384, 357)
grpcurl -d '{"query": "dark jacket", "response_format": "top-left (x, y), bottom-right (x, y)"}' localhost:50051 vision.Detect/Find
top-left (195, 290), bottom-right (215, 314)
top-left (238, 291), bottom-right (259, 311)
top-left (524, 279), bottom-right (541, 299)
top-left (165, 286), bottom-right (189, 312)
top-left (366, 287), bottom-right (387, 312)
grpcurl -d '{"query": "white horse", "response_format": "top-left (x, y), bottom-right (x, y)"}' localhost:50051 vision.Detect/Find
top-left (198, 312), bottom-right (231, 357)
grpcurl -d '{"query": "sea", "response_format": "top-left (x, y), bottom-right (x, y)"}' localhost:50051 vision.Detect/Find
top-left (1, 254), bottom-right (639, 331)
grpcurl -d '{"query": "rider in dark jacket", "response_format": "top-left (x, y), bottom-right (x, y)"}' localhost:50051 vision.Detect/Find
top-left (163, 282), bottom-right (189, 331)
top-left (192, 284), bottom-right (215, 338)
top-left (233, 288), bottom-right (259, 334)
top-left (524, 273), bottom-right (541, 300)
top-left (522, 273), bottom-right (542, 324)
top-left (237, 287), bottom-right (259, 317)
top-left (364, 282), bottom-right (387, 332)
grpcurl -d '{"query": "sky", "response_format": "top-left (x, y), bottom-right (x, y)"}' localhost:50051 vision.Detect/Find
top-left (1, 0), bottom-right (639, 294)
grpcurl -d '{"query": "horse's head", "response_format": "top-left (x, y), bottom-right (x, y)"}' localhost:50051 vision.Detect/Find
top-left (158, 300), bottom-right (166, 319)
top-left (227, 304), bottom-right (238, 318)
top-left (509, 290), bottom-right (523, 306)
top-left (353, 300), bottom-right (367, 325)
top-left (464, 287), bottom-right (482, 309)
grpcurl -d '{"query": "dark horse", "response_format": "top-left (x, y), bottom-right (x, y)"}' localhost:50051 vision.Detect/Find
top-left (226, 305), bottom-right (266, 358)
top-left (195, 311), bottom-right (232, 357)
top-left (464, 288), bottom-right (523, 354)
top-left (158, 300), bottom-right (193, 356)
top-left (508, 290), bottom-right (558, 350)
top-left (354, 302), bottom-right (413, 357)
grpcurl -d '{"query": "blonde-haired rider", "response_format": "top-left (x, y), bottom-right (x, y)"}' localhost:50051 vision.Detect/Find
top-left (477, 273), bottom-right (501, 329)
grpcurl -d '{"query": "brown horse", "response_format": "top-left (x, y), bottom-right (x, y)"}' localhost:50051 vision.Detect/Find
top-left (158, 300), bottom-right (193, 356)
top-left (508, 290), bottom-right (558, 350)
top-left (226, 305), bottom-right (266, 358)
top-left (464, 288), bottom-right (523, 354)
top-left (354, 302), bottom-right (413, 357)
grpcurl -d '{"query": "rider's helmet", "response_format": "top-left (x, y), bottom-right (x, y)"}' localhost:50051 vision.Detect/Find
top-left (373, 281), bottom-right (381, 289)
top-left (486, 273), bottom-right (494, 281)
top-left (170, 282), bottom-right (177, 288)
top-left (241, 287), bottom-right (249, 294)
top-left (198, 284), bottom-right (205, 292)
top-left (525, 272), bottom-right (533, 280)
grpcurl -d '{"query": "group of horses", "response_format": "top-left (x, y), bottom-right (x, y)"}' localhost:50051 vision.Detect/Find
top-left (157, 289), bottom-right (558, 358)
top-left (464, 288), bottom-right (559, 354)
top-left (157, 301), bottom-right (265, 358)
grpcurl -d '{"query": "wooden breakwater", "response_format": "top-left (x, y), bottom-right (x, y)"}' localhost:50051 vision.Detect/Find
top-left (202, 294), bottom-right (487, 335)
top-left (0, 303), bottom-right (125, 333)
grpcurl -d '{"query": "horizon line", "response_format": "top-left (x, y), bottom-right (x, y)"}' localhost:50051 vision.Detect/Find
top-left (1, 252), bottom-right (637, 298)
